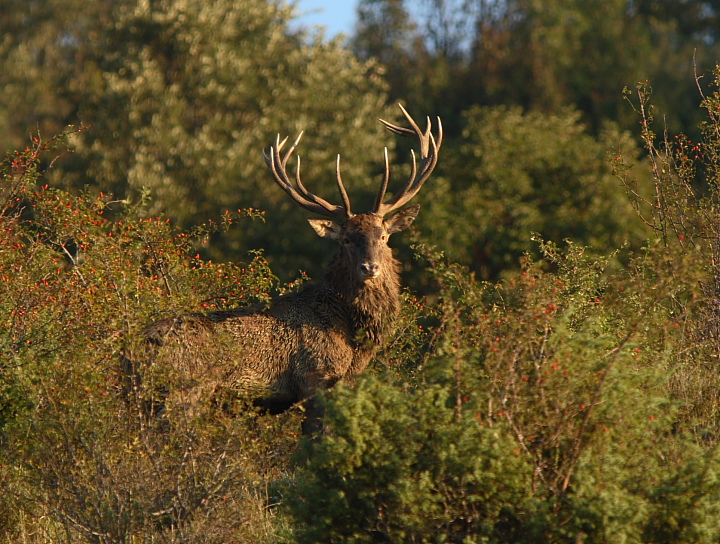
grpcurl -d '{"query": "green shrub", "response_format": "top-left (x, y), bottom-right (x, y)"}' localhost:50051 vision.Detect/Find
top-left (0, 134), bottom-right (297, 543)
top-left (291, 379), bottom-right (532, 544)
top-left (289, 240), bottom-right (720, 543)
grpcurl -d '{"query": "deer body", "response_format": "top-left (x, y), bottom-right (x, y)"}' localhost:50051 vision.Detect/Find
top-left (140, 106), bottom-right (441, 434)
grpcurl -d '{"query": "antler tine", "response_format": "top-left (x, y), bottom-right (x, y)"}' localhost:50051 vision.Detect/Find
top-left (262, 131), bottom-right (349, 220)
top-left (373, 147), bottom-right (391, 213)
top-left (274, 134), bottom-right (290, 154)
top-left (292, 155), bottom-right (346, 214)
top-left (279, 133), bottom-right (301, 168)
top-left (335, 155), bottom-right (353, 216)
top-left (373, 104), bottom-right (442, 216)
top-left (378, 118), bottom-right (414, 138)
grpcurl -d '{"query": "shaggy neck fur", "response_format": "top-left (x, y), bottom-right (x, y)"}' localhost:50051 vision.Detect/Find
top-left (325, 250), bottom-right (401, 349)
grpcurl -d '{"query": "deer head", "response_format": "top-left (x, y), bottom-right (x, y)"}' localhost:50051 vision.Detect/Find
top-left (262, 104), bottom-right (442, 283)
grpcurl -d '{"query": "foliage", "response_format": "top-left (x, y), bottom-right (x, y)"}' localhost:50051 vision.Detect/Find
top-left (0, 0), bottom-right (389, 281)
top-left (291, 379), bottom-right (532, 544)
top-left (417, 106), bottom-right (649, 280)
top-left (4, 2), bottom-right (720, 537)
top-left (352, 0), bottom-right (720, 137)
top-left (287, 72), bottom-right (720, 543)
top-left (289, 239), bottom-right (720, 543)
top-left (618, 71), bottom-right (720, 435)
top-left (8, 0), bottom-right (718, 286)
top-left (0, 133), bottom-right (299, 543)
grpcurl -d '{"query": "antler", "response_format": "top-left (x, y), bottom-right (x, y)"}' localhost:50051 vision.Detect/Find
top-left (263, 105), bottom-right (441, 220)
top-left (262, 132), bottom-right (352, 220)
top-left (373, 104), bottom-right (443, 217)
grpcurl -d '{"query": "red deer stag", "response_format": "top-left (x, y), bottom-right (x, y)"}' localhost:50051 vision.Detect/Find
top-left (140, 105), bottom-right (442, 434)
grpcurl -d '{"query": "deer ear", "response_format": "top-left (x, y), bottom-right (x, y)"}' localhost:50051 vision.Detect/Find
top-left (385, 204), bottom-right (420, 234)
top-left (308, 218), bottom-right (343, 241)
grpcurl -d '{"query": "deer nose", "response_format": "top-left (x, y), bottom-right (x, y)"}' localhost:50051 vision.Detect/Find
top-left (359, 262), bottom-right (380, 278)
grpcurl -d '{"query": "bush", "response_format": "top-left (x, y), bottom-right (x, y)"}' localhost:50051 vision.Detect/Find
top-left (0, 133), bottom-right (298, 543)
top-left (291, 379), bottom-right (532, 544)
top-left (286, 70), bottom-right (720, 543)
top-left (6, 69), bottom-right (720, 544)
top-left (289, 240), bottom-right (720, 543)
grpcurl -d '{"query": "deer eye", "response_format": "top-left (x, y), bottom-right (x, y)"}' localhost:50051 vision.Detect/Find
top-left (342, 236), bottom-right (351, 245)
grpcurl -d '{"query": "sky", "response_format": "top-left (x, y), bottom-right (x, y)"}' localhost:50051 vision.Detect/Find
top-left (294, 0), bottom-right (358, 38)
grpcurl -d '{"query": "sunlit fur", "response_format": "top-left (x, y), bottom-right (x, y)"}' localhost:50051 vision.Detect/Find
top-left (138, 207), bottom-right (418, 434)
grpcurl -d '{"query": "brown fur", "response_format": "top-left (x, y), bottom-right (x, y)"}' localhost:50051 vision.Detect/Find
top-left (139, 210), bottom-right (417, 433)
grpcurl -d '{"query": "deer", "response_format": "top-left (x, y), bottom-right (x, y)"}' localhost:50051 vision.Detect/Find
top-left (137, 104), bottom-right (442, 435)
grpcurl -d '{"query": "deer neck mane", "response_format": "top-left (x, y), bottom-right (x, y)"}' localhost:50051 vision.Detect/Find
top-left (325, 252), bottom-right (401, 347)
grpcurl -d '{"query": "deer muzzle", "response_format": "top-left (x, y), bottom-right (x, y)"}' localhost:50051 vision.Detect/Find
top-left (358, 261), bottom-right (381, 280)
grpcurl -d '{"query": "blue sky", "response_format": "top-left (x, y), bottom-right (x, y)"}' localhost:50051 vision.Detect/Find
top-left (295, 0), bottom-right (358, 38)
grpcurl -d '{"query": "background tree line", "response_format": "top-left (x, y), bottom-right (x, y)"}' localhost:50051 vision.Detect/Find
top-left (2, 0), bottom-right (720, 542)
top-left (4, 0), bottom-right (720, 283)
top-left (353, 0), bottom-right (720, 136)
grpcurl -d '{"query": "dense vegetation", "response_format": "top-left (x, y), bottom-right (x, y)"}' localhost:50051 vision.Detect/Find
top-left (2, 0), bottom-right (720, 542)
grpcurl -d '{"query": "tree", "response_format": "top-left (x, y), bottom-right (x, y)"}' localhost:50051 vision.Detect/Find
top-left (352, 0), bottom-right (720, 139)
top-left (416, 106), bottom-right (648, 280)
top-left (0, 0), bottom-right (390, 280)
top-left (351, 0), bottom-right (470, 134)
